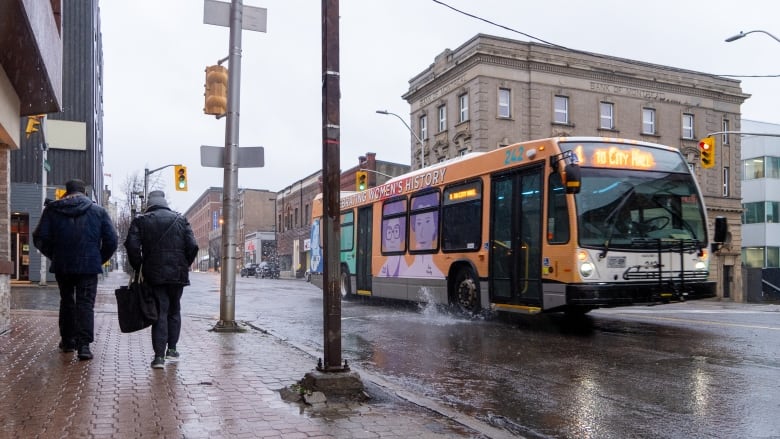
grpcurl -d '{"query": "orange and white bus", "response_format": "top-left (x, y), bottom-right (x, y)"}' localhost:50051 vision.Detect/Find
top-left (311, 137), bottom-right (720, 315)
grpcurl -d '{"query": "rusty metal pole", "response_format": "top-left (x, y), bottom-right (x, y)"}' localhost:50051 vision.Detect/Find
top-left (319, 0), bottom-right (345, 372)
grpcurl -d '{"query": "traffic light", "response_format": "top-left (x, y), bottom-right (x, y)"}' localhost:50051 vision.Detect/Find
top-left (698, 136), bottom-right (716, 169)
top-left (356, 170), bottom-right (368, 191)
top-left (204, 65), bottom-right (228, 116)
top-left (174, 165), bottom-right (188, 191)
top-left (25, 115), bottom-right (42, 138)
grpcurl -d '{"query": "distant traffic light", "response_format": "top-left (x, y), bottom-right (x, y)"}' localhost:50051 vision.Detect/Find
top-left (698, 136), bottom-right (716, 169)
top-left (25, 115), bottom-right (42, 138)
top-left (174, 165), bottom-right (188, 191)
top-left (356, 170), bottom-right (368, 191)
top-left (204, 65), bottom-right (228, 116)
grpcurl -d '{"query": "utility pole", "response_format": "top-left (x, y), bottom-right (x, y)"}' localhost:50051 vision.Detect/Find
top-left (320, 0), bottom-right (345, 372)
top-left (38, 117), bottom-right (48, 286)
top-left (301, 0), bottom-right (362, 394)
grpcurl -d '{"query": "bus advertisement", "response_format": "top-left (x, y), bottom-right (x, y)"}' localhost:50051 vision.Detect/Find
top-left (311, 137), bottom-right (722, 315)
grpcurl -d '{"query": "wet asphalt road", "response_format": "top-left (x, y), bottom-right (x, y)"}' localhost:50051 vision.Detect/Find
top-left (15, 272), bottom-right (780, 438)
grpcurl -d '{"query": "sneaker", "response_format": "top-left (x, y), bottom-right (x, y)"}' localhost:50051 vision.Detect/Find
top-left (58, 341), bottom-right (76, 353)
top-left (151, 357), bottom-right (165, 369)
top-left (77, 345), bottom-right (93, 361)
top-left (165, 348), bottom-right (179, 360)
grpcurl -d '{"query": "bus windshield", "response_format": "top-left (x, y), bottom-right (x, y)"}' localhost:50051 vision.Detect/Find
top-left (575, 168), bottom-right (707, 249)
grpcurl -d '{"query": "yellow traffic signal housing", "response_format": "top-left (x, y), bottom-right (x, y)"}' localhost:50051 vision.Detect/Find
top-left (175, 165), bottom-right (188, 191)
top-left (698, 136), bottom-right (716, 169)
top-left (204, 65), bottom-right (228, 116)
top-left (356, 170), bottom-right (368, 191)
top-left (25, 115), bottom-right (42, 138)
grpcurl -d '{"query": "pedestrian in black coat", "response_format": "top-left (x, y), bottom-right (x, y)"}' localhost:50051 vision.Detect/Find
top-left (124, 190), bottom-right (198, 369)
top-left (33, 179), bottom-right (118, 360)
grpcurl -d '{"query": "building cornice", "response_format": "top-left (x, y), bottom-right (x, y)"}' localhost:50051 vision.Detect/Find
top-left (404, 34), bottom-right (749, 107)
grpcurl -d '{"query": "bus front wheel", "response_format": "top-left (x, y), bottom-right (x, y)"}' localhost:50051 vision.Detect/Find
top-left (340, 268), bottom-right (352, 299)
top-left (452, 268), bottom-right (480, 315)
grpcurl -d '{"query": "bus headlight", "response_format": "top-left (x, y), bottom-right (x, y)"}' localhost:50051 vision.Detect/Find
top-left (695, 261), bottom-right (707, 270)
top-left (580, 261), bottom-right (595, 278)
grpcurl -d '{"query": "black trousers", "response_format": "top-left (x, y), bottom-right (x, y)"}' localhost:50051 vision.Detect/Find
top-left (151, 284), bottom-right (184, 357)
top-left (55, 273), bottom-right (98, 347)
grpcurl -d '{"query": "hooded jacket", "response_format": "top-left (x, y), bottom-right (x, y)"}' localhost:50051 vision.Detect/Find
top-left (124, 204), bottom-right (198, 286)
top-left (33, 193), bottom-right (118, 274)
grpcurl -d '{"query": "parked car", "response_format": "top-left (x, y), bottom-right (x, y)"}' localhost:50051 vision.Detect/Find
top-left (240, 263), bottom-right (259, 277)
top-left (256, 261), bottom-right (280, 279)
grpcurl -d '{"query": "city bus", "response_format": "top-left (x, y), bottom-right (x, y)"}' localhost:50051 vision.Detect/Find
top-left (311, 137), bottom-right (720, 315)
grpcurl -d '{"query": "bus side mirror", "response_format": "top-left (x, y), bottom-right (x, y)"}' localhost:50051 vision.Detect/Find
top-left (563, 163), bottom-right (581, 194)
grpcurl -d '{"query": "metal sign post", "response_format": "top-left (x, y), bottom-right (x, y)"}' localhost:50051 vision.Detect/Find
top-left (203, 0), bottom-right (267, 332)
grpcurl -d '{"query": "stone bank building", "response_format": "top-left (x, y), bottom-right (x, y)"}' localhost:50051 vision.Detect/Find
top-left (401, 34), bottom-right (747, 300)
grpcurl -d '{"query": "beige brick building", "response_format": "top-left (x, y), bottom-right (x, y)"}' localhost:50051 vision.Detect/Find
top-left (402, 34), bottom-right (748, 300)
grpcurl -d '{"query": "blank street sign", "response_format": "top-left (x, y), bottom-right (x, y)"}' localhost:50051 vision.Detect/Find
top-left (203, 0), bottom-right (267, 33)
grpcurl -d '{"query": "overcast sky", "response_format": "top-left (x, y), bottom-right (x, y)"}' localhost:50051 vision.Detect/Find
top-left (100, 0), bottom-right (780, 212)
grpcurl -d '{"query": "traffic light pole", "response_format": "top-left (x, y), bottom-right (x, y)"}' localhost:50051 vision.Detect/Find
top-left (142, 164), bottom-right (179, 212)
top-left (214, 0), bottom-right (244, 332)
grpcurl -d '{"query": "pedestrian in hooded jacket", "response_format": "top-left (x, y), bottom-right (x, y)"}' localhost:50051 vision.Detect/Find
top-left (124, 190), bottom-right (198, 369)
top-left (33, 179), bottom-right (118, 361)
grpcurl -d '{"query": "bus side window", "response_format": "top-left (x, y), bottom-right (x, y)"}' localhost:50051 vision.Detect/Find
top-left (548, 173), bottom-right (570, 244)
top-left (442, 180), bottom-right (482, 252)
top-left (410, 191), bottom-right (440, 252)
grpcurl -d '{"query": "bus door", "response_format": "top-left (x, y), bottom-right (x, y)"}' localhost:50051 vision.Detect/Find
top-left (356, 205), bottom-right (373, 294)
top-left (489, 165), bottom-right (543, 305)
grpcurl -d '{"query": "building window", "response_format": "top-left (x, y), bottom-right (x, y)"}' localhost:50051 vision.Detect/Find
top-left (723, 167), bottom-right (729, 197)
top-left (599, 102), bottom-right (614, 129)
top-left (458, 94), bottom-right (469, 123)
top-left (458, 148), bottom-right (468, 157)
top-left (743, 201), bottom-right (766, 224)
top-left (722, 119), bottom-right (730, 145)
top-left (742, 247), bottom-right (767, 268)
top-left (751, 247), bottom-right (780, 268)
top-left (768, 156), bottom-right (780, 178)
top-left (682, 113), bottom-right (694, 139)
top-left (768, 201), bottom-right (780, 223)
top-left (498, 88), bottom-right (511, 118)
top-left (743, 157), bottom-right (765, 180)
top-left (419, 115), bottom-right (427, 140)
top-left (554, 95), bottom-right (569, 124)
top-left (438, 105), bottom-right (447, 132)
top-left (642, 108), bottom-right (656, 135)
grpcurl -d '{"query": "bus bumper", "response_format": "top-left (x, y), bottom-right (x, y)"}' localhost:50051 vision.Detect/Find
top-left (565, 280), bottom-right (717, 307)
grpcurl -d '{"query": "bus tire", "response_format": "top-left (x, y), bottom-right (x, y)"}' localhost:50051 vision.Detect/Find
top-left (451, 267), bottom-right (480, 315)
top-left (340, 266), bottom-right (352, 299)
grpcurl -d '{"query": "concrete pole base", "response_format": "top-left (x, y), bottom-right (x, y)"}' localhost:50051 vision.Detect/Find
top-left (302, 370), bottom-right (364, 396)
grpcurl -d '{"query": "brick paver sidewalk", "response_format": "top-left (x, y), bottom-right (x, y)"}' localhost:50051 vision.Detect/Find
top-left (0, 308), bottom-right (494, 438)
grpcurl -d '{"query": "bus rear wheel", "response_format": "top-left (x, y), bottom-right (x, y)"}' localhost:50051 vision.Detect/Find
top-left (452, 268), bottom-right (480, 315)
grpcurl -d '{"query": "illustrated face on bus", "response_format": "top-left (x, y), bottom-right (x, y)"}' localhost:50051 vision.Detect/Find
top-left (383, 217), bottom-right (403, 252)
top-left (412, 210), bottom-right (438, 250)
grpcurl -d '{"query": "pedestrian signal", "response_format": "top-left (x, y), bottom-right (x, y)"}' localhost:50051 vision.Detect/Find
top-left (175, 165), bottom-right (188, 191)
top-left (698, 136), bottom-right (715, 169)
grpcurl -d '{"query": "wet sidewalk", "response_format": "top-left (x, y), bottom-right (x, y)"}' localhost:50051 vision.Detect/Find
top-left (1, 274), bottom-right (500, 438)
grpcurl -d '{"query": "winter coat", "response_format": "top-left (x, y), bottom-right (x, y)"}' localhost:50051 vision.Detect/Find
top-left (33, 193), bottom-right (118, 274)
top-left (124, 205), bottom-right (198, 286)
